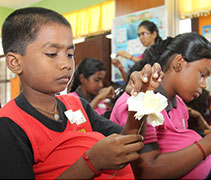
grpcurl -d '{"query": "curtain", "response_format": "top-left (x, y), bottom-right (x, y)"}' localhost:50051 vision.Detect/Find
top-left (180, 0), bottom-right (211, 19)
top-left (63, 0), bottom-right (114, 38)
top-left (10, 76), bottom-right (20, 99)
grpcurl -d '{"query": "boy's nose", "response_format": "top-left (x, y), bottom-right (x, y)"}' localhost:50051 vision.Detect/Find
top-left (60, 56), bottom-right (74, 71)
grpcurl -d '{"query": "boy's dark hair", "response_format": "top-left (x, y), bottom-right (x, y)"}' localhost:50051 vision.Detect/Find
top-left (138, 20), bottom-right (162, 43)
top-left (2, 7), bottom-right (71, 56)
top-left (70, 57), bottom-right (106, 92)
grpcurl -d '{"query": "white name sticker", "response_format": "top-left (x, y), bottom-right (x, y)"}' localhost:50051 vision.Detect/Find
top-left (64, 109), bottom-right (87, 125)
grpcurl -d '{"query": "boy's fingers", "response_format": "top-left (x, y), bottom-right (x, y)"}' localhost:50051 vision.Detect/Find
top-left (123, 141), bottom-right (144, 154)
top-left (117, 134), bottom-right (144, 144)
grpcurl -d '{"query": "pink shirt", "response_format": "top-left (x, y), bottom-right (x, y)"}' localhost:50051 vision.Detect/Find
top-left (69, 92), bottom-right (107, 115)
top-left (110, 92), bottom-right (129, 127)
top-left (138, 54), bottom-right (143, 59)
top-left (110, 92), bottom-right (211, 179)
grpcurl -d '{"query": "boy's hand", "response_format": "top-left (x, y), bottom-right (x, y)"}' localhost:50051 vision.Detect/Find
top-left (87, 133), bottom-right (144, 171)
top-left (125, 63), bottom-right (164, 96)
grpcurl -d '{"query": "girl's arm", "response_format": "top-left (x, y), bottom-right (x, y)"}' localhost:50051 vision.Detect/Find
top-left (90, 86), bottom-right (114, 110)
top-left (130, 134), bottom-right (211, 179)
top-left (117, 50), bottom-right (141, 62)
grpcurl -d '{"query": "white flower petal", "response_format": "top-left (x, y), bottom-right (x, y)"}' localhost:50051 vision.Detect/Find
top-left (147, 113), bottom-right (165, 127)
top-left (127, 90), bottom-right (168, 126)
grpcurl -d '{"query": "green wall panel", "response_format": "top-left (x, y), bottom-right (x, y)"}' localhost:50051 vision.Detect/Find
top-left (31, 0), bottom-right (108, 14)
top-left (0, 6), bottom-right (13, 30)
top-left (0, 0), bottom-right (108, 31)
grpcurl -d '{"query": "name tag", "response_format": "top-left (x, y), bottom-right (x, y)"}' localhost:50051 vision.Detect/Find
top-left (64, 109), bottom-right (87, 125)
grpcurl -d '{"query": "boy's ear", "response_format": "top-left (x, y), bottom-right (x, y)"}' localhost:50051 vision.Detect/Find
top-left (172, 54), bottom-right (185, 72)
top-left (6, 52), bottom-right (23, 75)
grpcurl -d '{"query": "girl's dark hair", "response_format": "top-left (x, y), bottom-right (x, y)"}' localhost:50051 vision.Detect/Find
top-left (138, 20), bottom-right (162, 43)
top-left (2, 7), bottom-right (71, 55)
top-left (70, 57), bottom-right (106, 92)
top-left (159, 32), bottom-right (211, 72)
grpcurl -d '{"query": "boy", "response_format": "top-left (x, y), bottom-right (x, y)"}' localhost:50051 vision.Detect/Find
top-left (0, 7), bottom-right (163, 179)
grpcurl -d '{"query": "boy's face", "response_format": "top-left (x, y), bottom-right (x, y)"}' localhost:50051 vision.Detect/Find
top-left (19, 23), bottom-right (75, 94)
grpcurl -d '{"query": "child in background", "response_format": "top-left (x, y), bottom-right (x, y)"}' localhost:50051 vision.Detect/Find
top-left (0, 7), bottom-right (164, 179)
top-left (69, 57), bottom-right (114, 117)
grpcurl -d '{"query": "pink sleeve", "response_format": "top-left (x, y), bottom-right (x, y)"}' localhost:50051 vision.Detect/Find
top-left (143, 123), bottom-right (158, 144)
top-left (138, 54), bottom-right (143, 59)
top-left (110, 92), bottom-right (130, 127)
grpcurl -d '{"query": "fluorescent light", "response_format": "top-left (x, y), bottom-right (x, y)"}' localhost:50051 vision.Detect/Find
top-left (106, 34), bottom-right (112, 39)
top-left (73, 37), bottom-right (85, 44)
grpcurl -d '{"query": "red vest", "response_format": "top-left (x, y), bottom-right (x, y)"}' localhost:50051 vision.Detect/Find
top-left (0, 94), bottom-right (134, 179)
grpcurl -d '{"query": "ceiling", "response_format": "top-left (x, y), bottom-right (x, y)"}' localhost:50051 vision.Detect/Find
top-left (0, 0), bottom-right (43, 9)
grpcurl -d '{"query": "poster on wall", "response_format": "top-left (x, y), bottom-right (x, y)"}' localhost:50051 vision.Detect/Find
top-left (111, 6), bottom-right (168, 84)
top-left (202, 25), bottom-right (211, 41)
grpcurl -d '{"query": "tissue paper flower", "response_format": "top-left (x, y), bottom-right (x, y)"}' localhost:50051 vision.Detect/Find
top-left (127, 90), bottom-right (168, 127)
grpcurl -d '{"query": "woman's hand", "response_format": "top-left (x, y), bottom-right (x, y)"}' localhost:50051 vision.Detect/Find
top-left (87, 133), bottom-right (144, 171)
top-left (125, 63), bottom-right (164, 96)
top-left (112, 59), bottom-right (125, 71)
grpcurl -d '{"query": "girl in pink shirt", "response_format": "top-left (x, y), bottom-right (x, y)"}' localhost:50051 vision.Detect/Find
top-left (112, 33), bottom-right (211, 179)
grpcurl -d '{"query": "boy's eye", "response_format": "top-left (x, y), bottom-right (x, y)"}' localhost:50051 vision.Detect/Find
top-left (45, 53), bottom-right (57, 58)
top-left (66, 53), bottom-right (74, 59)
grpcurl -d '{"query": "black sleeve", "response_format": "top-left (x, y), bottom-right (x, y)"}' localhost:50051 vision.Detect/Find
top-left (79, 98), bottom-right (122, 136)
top-left (0, 117), bottom-right (34, 179)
